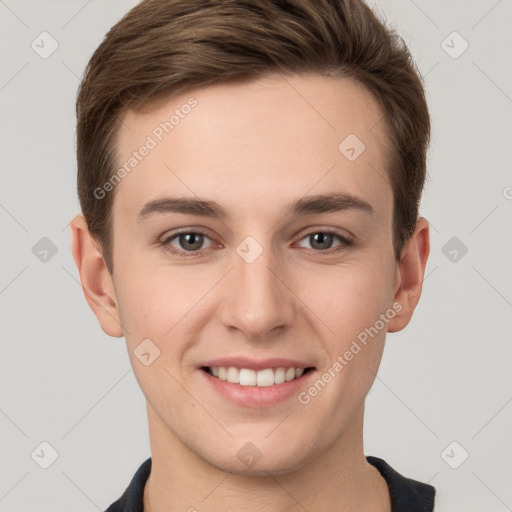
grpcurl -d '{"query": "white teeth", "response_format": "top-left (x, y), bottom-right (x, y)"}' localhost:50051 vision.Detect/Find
top-left (208, 365), bottom-right (308, 386)
top-left (239, 368), bottom-right (256, 386)
top-left (256, 369), bottom-right (275, 387)
top-left (274, 367), bottom-right (285, 384)
top-left (226, 366), bottom-right (239, 384)
top-left (285, 368), bottom-right (296, 381)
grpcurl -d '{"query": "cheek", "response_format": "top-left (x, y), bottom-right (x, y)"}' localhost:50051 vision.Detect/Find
top-left (114, 261), bottom-right (220, 365)
top-left (114, 269), bottom-right (196, 401)
top-left (301, 259), bottom-right (394, 406)
top-left (297, 258), bottom-right (395, 341)
top-left (114, 264), bottom-right (186, 344)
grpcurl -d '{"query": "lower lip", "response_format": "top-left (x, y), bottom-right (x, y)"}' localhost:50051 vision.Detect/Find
top-left (199, 369), bottom-right (316, 408)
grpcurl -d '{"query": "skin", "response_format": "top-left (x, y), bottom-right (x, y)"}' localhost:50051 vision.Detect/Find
top-left (71, 73), bottom-right (429, 511)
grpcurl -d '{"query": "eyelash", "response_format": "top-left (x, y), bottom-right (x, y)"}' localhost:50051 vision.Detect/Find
top-left (160, 228), bottom-right (354, 258)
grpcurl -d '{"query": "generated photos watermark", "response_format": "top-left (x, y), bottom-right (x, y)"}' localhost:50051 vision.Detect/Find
top-left (93, 97), bottom-right (198, 200)
top-left (298, 301), bottom-right (402, 405)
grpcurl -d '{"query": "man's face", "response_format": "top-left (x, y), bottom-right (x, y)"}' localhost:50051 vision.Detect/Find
top-left (110, 74), bottom-right (400, 474)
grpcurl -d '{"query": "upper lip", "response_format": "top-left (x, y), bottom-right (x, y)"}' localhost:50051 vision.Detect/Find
top-left (199, 357), bottom-right (315, 371)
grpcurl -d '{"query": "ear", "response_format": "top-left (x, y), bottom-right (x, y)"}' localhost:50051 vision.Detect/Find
top-left (70, 214), bottom-right (124, 337)
top-left (387, 217), bottom-right (430, 333)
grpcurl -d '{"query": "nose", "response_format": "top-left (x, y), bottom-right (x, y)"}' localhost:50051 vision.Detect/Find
top-left (218, 243), bottom-right (296, 342)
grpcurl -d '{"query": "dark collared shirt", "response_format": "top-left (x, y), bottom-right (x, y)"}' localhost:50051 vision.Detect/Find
top-left (105, 456), bottom-right (435, 511)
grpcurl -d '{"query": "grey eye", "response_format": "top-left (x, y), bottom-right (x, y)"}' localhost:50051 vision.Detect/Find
top-left (298, 232), bottom-right (348, 251)
top-left (169, 232), bottom-right (213, 252)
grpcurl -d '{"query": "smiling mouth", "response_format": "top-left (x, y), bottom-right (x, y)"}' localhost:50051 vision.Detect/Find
top-left (201, 366), bottom-right (314, 387)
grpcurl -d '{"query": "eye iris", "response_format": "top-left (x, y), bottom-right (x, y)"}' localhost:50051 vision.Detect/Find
top-left (180, 233), bottom-right (203, 251)
top-left (310, 232), bottom-right (333, 250)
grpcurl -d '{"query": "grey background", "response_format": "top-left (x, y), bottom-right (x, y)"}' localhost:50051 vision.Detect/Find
top-left (1, 0), bottom-right (511, 510)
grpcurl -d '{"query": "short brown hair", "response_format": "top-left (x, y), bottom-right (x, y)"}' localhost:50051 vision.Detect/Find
top-left (76, 0), bottom-right (430, 273)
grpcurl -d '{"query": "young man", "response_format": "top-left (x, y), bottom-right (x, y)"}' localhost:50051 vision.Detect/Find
top-left (71, 0), bottom-right (434, 510)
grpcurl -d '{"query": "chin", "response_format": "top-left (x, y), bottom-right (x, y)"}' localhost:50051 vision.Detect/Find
top-left (214, 455), bottom-right (309, 477)
top-left (197, 437), bottom-right (315, 477)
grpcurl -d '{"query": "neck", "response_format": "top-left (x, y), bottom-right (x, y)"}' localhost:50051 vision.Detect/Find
top-left (143, 403), bottom-right (390, 512)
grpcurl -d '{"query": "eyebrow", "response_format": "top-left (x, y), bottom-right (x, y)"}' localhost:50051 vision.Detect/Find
top-left (136, 192), bottom-right (373, 222)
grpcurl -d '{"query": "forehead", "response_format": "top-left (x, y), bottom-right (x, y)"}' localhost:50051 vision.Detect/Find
top-left (114, 73), bottom-right (392, 222)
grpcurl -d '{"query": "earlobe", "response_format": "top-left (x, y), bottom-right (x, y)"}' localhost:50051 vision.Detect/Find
top-left (70, 214), bottom-right (124, 338)
top-left (387, 217), bottom-right (430, 333)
